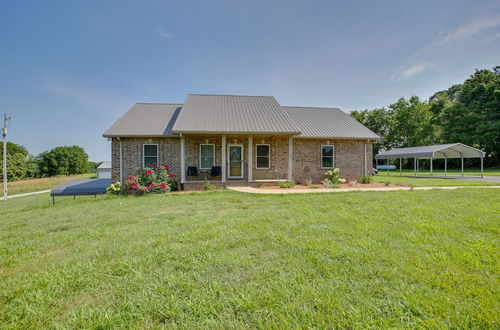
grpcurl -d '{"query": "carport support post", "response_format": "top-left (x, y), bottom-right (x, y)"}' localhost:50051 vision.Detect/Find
top-left (444, 156), bottom-right (447, 176)
top-left (461, 155), bottom-right (464, 177)
top-left (414, 158), bottom-right (416, 176)
top-left (417, 158), bottom-right (419, 176)
top-left (480, 153), bottom-right (483, 178)
top-left (430, 155), bottom-right (433, 176)
top-left (399, 158), bottom-right (402, 176)
top-left (387, 158), bottom-right (389, 176)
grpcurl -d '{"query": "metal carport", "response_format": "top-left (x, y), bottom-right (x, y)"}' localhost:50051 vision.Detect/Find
top-left (375, 143), bottom-right (485, 178)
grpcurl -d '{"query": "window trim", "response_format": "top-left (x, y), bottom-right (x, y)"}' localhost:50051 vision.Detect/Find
top-left (199, 143), bottom-right (215, 169)
top-left (255, 144), bottom-right (271, 169)
top-left (321, 145), bottom-right (335, 169)
top-left (143, 144), bottom-right (159, 169)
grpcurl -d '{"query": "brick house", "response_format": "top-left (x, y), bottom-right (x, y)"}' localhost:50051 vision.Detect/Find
top-left (103, 94), bottom-right (379, 190)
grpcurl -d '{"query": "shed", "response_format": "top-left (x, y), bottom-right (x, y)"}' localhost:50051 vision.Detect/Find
top-left (375, 143), bottom-right (484, 177)
top-left (97, 161), bottom-right (112, 179)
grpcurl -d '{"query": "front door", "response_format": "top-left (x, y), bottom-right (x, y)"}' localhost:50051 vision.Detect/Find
top-left (228, 144), bottom-right (244, 179)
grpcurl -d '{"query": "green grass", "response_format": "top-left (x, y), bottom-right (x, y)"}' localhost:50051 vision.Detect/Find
top-left (372, 172), bottom-right (495, 186)
top-left (376, 168), bottom-right (500, 176)
top-left (0, 173), bottom-right (95, 195)
top-left (0, 190), bottom-right (499, 328)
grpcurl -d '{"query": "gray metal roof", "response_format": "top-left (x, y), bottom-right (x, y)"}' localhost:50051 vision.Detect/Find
top-left (97, 161), bottom-right (111, 169)
top-left (103, 95), bottom-right (380, 139)
top-left (103, 103), bottom-right (181, 137)
top-left (285, 106), bottom-right (380, 139)
top-left (171, 94), bottom-right (301, 134)
top-left (375, 143), bottom-right (485, 159)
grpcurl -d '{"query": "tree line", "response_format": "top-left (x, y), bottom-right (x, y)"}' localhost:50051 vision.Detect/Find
top-left (351, 66), bottom-right (499, 167)
top-left (0, 143), bottom-right (99, 181)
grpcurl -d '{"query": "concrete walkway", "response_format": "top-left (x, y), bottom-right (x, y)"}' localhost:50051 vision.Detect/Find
top-left (1, 190), bottom-right (51, 200)
top-left (459, 175), bottom-right (500, 184)
top-left (228, 185), bottom-right (500, 194)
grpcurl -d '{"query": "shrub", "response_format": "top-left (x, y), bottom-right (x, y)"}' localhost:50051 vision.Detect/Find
top-left (277, 180), bottom-right (294, 188)
top-left (324, 168), bottom-right (346, 185)
top-left (359, 175), bottom-right (372, 184)
top-left (203, 179), bottom-right (217, 191)
top-left (106, 182), bottom-right (122, 195)
top-left (121, 164), bottom-right (177, 195)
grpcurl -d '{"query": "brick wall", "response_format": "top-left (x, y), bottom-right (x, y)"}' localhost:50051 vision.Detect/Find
top-left (292, 139), bottom-right (372, 183)
top-left (111, 137), bottom-right (180, 183)
top-left (111, 136), bottom-right (374, 186)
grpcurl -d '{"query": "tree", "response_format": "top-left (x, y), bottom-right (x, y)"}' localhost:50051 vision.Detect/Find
top-left (0, 142), bottom-right (30, 181)
top-left (0, 142), bottom-right (28, 160)
top-left (441, 68), bottom-right (500, 166)
top-left (37, 146), bottom-right (89, 176)
top-left (385, 96), bottom-right (438, 148)
top-left (351, 107), bottom-right (393, 155)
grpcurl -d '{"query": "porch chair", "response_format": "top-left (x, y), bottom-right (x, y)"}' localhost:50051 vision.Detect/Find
top-left (210, 166), bottom-right (221, 179)
top-left (187, 166), bottom-right (198, 180)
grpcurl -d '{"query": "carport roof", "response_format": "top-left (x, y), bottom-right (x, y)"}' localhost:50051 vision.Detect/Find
top-left (375, 143), bottom-right (485, 159)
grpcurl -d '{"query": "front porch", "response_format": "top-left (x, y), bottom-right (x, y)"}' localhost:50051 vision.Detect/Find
top-left (179, 134), bottom-right (294, 187)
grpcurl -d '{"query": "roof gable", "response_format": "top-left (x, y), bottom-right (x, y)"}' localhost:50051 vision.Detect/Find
top-left (171, 94), bottom-right (300, 134)
top-left (103, 103), bottom-right (181, 137)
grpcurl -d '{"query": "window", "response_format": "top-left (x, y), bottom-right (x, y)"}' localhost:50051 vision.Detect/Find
top-left (321, 145), bottom-right (334, 168)
top-left (256, 144), bottom-right (270, 169)
top-left (143, 144), bottom-right (158, 168)
top-left (200, 144), bottom-right (215, 169)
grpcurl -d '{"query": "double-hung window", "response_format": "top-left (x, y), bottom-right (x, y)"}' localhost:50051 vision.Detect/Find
top-left (321, 145), bottom-right (334, 168)
top-left (143, 144), bottom-right (158, 168)
top-left (256, 144), bottom-right (270, 169)
top-left (200, 144), bottom-right (215, 169)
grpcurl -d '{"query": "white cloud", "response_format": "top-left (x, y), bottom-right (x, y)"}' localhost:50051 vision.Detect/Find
top-left (434, 16), bottom-right (500, 46)
top-left (392, 62), bottom-right (429, 81)
top-left (393, 15), bottom-right (500, 81)
top-left (158, 29), bottom-right (174, 39)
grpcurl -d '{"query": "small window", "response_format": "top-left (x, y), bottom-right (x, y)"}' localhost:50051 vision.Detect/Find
top-left (321, 145), bottom-right (334, 168)
top-left (200, 144), bottom-right (215, 169)
top-left (256, 144), bottom-right (270, 169)
top-left (143, 144), bottom-right (158, 168)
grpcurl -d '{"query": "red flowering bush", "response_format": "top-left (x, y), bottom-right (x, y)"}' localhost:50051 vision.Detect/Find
top-left (120, 164), bottom-right (178, 195)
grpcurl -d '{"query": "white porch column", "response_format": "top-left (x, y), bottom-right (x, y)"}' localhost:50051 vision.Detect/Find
top-left (288, 136), bottom-right (293, 181)
top-left (180, 135), bottom-right (185, 183)
top-left (247, 136), bottom-right (253, 182)
top-left (221, 135), bottom-right (227, 182)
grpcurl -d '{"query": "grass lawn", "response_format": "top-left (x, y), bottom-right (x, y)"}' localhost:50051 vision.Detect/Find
top-left (0, 173), bottom-right (95, 195)
top-left (376, 168), bottom-right (500, 176)
top-left (1, 189), bottom-right (498, 328)
top-left (372, 172), bottom-right (495, 187)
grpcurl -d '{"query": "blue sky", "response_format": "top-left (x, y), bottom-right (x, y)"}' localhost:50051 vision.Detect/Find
top-left (1, 1), bottom-right (499, 161)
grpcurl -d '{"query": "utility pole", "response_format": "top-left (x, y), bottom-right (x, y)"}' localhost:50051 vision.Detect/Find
top-left (2, 114), bottom-right (10, 201)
